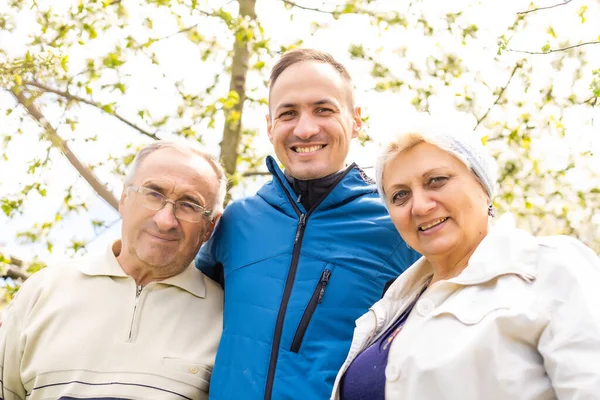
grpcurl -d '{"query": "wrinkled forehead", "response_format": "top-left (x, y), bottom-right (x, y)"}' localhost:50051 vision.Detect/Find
top-left (136, 148), bottom-right (219, 196)
top-left (384, 142), bottom-right (467, 182)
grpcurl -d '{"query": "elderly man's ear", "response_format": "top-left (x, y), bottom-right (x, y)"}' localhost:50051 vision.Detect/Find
top-left (203, 214), bottom-right (222, 243)
top-left (118, 184), bottom-right (128, 215)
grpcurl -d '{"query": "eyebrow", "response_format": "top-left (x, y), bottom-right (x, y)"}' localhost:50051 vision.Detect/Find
top-left (422, 167), bottom-right (448, 177)
top-left (144, 182), bottom-right (202, 205)
top-left (275, 98), bottom-right (337, 114)
top-left (385, 168), bottom-right (451, 191)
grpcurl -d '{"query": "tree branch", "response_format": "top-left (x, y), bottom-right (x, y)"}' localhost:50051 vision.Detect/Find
top-left (5, 266), bottom-right (30, 280)
top-left (1, 255), bottom-right (29, 280)
top-left (154, 24), bottom-right (200, 42)
top-left (3, 255), bottom-right (23, 268)
top-left (583, 96), bottom-right (598, 106)
top-left (474, 63), bottom-right (522, 129)
top-left (518, 0), bottom-right (572, 15)
top-left (220, 0), bottom-right (257, 202)
top-left (23, 81), bottom-right (159, 140)
top-left (508, 41), bottom-right (600, 54)
top-left (280, 0), bottom-right (335, 14)
top-left (12, 89), bottom-right (120, 211)
top-left (242, 171), bottom-right (271, 177)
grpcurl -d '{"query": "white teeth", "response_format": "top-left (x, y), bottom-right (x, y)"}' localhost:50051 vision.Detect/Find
top-left (294, 145), bottom-right (324, 153)
top-left (419, 217), bottom-right (448, 231)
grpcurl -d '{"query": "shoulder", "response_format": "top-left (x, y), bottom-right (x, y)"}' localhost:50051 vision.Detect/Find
top-left (200, 273), bottom-right (224, 312)
top-left (536, 235), bottom-right (599, 274)
top-left (19, 257), bottom-right (83, 290)
top-left (4, 258), bottom-right (82, 315)
top-left (220, 193), bottom-right (266, 219)
top-left (202, 273), bottom-right (224, 299)
top-left (532, 235), bottom-right (600, 303)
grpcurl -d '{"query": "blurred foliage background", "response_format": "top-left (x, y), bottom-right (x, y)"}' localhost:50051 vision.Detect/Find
top-left (1, 0), bottom-right (599, 306)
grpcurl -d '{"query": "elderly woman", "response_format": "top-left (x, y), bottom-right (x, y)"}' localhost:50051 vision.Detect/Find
top-left (331, 127), bottom-right (600, 399)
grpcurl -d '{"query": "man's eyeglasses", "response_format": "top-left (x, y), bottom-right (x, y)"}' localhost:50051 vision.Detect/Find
top-left (127, 186), bottom-right (212, 223)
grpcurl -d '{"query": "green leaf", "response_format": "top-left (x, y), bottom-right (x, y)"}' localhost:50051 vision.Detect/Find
top-left (60, 55), bottom-right (69, 72)
top-left (577, 5), bottom-right (587, 23)
top-left (541, 43), bottom-right (551, 53)
top-left (114, 82), bottom-right (126, 94)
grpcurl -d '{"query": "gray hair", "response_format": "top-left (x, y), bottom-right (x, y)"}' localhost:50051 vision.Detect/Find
top-left (376, 125), bottom-right (498, 210)
top-left (124, 140), bottom-right (227, 218)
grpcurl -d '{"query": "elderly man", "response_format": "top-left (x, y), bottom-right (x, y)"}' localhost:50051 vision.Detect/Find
top-left (0, 140), bottom-right (226, 400)
top-left (196, 49), bottom-right (420, 399)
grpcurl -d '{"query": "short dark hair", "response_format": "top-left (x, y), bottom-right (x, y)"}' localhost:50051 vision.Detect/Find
top-left (269, 48), bottom-right (355, 107)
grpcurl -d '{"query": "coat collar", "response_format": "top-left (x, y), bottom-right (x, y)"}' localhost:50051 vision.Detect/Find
top-left (77, 240), bottom-right (207, 298)
top-left (258, 155), bottom-right (377, 215)
top-left (384, 213), bottom-right (539, 300)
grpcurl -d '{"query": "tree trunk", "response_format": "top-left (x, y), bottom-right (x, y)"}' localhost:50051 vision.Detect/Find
top-left (219, 0), bottom-right (257, 199)
top-left (12, 89), bottom-right (120, 211)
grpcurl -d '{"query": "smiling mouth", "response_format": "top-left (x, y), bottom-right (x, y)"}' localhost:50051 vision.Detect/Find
top-left (419, 217), bottom-right (448, 231)
top-left (292, 144), bottom-right (326, 153)
top-left (148, 233), bottom-right (179, 242)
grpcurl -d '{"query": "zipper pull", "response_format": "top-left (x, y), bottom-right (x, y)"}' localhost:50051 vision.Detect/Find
top-left (136, 285), bottom-right (143, 298)
top-left (317, 269), bottom-right (331, 303)
top-left (294, 214), bottom-right (307, 243)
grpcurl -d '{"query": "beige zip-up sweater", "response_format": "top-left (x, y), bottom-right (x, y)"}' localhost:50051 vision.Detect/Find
top-left (0, 241), bottom-right (223, 400)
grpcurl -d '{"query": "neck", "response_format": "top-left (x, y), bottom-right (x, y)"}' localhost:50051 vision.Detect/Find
top-left (426, 234), bottom-right (487, 285)
top-left (284, 167), bottom-right (349, 211)
top-left (427, 250), bottom-right (474, 285)
top-left (285, 167), bottom-right (346, 182)
top-left (113, 241), bottom-right (185, 287)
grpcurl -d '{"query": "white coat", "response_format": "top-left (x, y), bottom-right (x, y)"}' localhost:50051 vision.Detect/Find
top-left (332, 214), bottom-right (600, 400)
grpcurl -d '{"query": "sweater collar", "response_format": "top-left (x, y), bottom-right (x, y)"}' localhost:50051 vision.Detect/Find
top-left (77, 240), bottom-right (207, 298)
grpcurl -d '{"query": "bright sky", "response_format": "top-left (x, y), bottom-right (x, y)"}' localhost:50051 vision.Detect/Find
top-left (0, 0), bottom-right (599, 270)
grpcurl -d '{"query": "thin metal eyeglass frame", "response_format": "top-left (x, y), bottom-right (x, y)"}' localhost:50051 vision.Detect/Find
top-left (127, 185), bottom-right (212, 222)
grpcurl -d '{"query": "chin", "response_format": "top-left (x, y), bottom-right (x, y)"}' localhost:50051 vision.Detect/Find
top-left (424, 246), bottom-right (457, 259)
top-left (139, 252), bottom-right (175, 268)
top-left (293, 166), bottom-right (333, 180)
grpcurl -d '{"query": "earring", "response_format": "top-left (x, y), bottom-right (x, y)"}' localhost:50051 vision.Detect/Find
top-left (488, 204), bottom-right (496, 218)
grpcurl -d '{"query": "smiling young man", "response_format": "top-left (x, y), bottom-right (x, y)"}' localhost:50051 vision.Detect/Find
top-left (1, 140), bottom-right (226, 400)
top-left (196, 49), bottom-right (420, 400)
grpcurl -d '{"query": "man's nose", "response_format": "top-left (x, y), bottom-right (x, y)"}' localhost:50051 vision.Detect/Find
top-left (153, 201), bottom-right (179, 231)
top-left (293, 113), bottom-right (320, 140)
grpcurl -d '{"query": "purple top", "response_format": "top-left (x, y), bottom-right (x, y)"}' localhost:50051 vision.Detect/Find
top-left (340, 291), bottom-right (424, 400)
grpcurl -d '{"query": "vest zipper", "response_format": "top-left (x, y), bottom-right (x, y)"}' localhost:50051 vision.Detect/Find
top-left (290, 268), bottom-right (331, 353)
top-left (128, 284), bottom-right (143, 342)
top-left (264, 165), bottom-right (354, 400)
